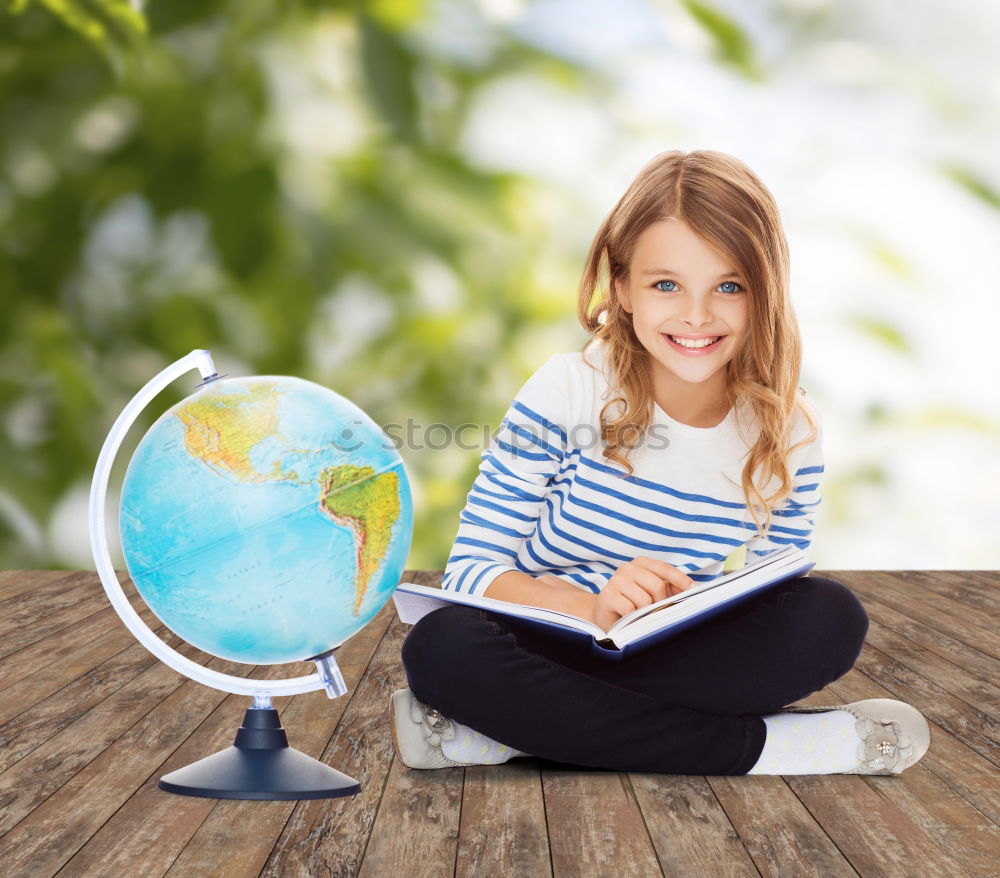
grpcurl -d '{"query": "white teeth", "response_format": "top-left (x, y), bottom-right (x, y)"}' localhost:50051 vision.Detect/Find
top-left (668, 335), bottom-right (721, 348)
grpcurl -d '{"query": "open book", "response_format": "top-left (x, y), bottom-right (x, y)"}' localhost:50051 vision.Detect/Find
top-left (391, 545), bottom-right (816, 662)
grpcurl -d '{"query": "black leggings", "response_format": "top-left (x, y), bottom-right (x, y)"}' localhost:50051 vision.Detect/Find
top-left (400, 575), bottom-right (869, 775)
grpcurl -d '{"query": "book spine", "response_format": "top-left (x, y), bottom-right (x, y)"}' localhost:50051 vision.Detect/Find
top-left (589, 637), bottom-right (627, 662)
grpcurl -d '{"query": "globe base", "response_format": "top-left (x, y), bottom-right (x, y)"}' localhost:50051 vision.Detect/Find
top-left (158, 706), bottom-right (361, 800)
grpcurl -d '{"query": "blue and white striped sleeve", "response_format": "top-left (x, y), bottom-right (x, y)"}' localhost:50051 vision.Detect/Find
top-left (441, 354), bottom-right (571, 598)
top-left (748, 400), bottom-right (824, 557)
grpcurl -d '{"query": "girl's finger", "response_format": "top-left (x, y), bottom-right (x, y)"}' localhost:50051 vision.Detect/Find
top-left (635, 557), bottom-right (694, 591)
top-left (632, 569), bottom-right (669, 602)
top-left (616, 579), bottom-right (652, 610)
top-left (604, 592), bottom-right (636, 619)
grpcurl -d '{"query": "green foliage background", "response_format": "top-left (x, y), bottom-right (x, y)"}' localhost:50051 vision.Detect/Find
top-left (1, 0), bottom-right (607, 571)
top-left (5, 0), bottom-right (999, 572)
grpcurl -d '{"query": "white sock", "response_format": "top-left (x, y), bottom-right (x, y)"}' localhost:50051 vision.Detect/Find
top-left (746, 710), bottom-right (861, 775)
top-left (440, 720), bottom-right (528, 765)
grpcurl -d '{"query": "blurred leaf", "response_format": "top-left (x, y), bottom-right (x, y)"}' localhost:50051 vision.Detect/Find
top-left (868, 240), bottom-right (914, 281)
top-left (204, 163), bottom-right (280, 279)
top-left (357, 10), bottom-right (420, 142)
top-left (892, 406), bottom-right (1000, 436)
top-left (367, 0), bottom-right (429, 32)
top-left (939, 162), bottom-right (1000, 211)
top-left (10, 0), bottom-right (147, 39)
top-left (845, 313), bottom-right (913, 355)
top-left (863, 400), bottom-right (889, 423)
top-left (823, 464), bottom-right (889, 527)
top-left (9, 0), bottom-right (148, 75)
top-left (681, 0), bottom-right (762, 80)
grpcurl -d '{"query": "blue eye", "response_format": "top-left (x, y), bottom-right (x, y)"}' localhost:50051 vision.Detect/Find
top-left (653, 280), bottom-right (744, 294)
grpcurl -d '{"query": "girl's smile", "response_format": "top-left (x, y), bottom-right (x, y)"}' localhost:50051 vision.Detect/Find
top-left (661, 333), bottom-right (728, 356)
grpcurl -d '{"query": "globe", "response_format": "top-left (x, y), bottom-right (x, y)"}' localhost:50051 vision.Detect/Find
top-left (118, 373), bottom-right (414, 666)
top-left (90, 351), bottom-right (413, 800)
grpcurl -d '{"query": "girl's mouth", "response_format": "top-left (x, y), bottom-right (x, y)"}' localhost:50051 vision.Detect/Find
top-left (662, 334), bottom-right (726, 356)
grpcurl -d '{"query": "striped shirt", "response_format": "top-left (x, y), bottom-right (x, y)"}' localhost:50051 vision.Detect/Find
top-left (442, 339), bottom-right (823, 597)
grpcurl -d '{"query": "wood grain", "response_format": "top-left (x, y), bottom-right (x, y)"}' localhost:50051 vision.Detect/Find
top-left (0, 568), bottom-right (997, 878)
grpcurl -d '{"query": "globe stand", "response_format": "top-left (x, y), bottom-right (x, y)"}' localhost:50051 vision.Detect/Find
top-left (159, 700), bottom-right (360, 800)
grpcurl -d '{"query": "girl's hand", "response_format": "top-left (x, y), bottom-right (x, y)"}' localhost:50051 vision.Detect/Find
top-left (592, 557), bottom-right (695, 634)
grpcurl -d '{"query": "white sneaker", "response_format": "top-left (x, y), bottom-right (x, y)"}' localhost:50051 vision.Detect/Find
top-left (783, 698), bottom-right (931, 775)
top-left (390, 688), bottom-right (477, 769)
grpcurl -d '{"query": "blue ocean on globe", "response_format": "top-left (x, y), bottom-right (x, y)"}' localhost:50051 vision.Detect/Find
top-left (119, 375), bottom-right (413, 665)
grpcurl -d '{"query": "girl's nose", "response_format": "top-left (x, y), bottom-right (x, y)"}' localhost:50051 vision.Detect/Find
top-left (679, 296), bottom-right (714, 326)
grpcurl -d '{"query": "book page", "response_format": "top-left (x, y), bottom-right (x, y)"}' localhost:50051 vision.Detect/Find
top-left (609, 554), bottom-right (813, 646)
top-left (606, 545), bottom-right (800, 634)
top-left (391, 582), bottom-right (605, 638)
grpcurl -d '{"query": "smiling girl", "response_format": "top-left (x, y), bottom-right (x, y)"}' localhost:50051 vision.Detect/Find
top-left (392, 150), bottom-right (930, 777)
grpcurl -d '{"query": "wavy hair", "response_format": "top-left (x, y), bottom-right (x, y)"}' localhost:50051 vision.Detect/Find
top-left (576, 149), bottom-right (819, 542)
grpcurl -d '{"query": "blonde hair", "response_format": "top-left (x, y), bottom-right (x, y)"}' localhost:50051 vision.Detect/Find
top-left (576, 149), bottom-right (819, 542)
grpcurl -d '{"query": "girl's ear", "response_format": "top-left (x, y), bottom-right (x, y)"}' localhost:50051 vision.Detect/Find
top-left (614, 277), bottom-right (632, 314)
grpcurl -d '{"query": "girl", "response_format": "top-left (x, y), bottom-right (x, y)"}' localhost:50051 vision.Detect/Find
top-left (391, 150), bottom-right (930, 776)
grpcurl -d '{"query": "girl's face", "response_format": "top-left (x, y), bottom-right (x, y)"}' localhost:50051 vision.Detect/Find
top-left (615, 218), bottom-right (749, 391)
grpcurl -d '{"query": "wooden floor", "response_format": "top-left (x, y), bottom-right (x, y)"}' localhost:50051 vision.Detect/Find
top-left (0, 569), bottom-right (997, 877)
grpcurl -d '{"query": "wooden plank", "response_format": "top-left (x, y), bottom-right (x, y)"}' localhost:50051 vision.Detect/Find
top-left (0, 647), bottom-right (256, 876)
top-left (0, 569), bottom-right (138, 665)
top-left (631, 774), bottom-right (763, 876)
top-left (453, 764), bottom-right (553, 877)
top-left (541, 770), bottom-right (664, 877)
top-left (962, 570), bottom-right (1000, 605)
top-left (0, 568), bottom-right (105, 623)
top-left (0, 571), bottom-right (111, 657)
top-left (850, 637), bottom-right (999, 770)
top-left (0, 568), bottom-right (997, 878)
top-left (356, 571), bottom-right (551, 876)
top-left (57, 660), bottom-right (295, 877)
top-left (694, 684), bottom-right (856, 877)
top-left (787, 770), bottom-right (969, 877)
top-left (1, 600), bottom-right (118, 693)
top-left (164, 571), bottom-right (428, 877)
top-left (257, 573), bottom-right (441, 877)
top-left (861, 615), bottom-right (1000, 719)
top-left (830, 581), bottom-right (999, 698)
top-left (0, 592), bottom-right (218, 776)
top-left (897, 570), bottom-right (1000, 614)
top-left (0, 628), bottom-right (243, 827)
top-left (840, 571), bottom-right (1000, 660)
top-left (709, 774), bottom-right (858, 877)
top-left (0, 635), bottom-right (165, 776)
top-left (0, 597), bottom-right (164, 724)
top-left (0, 569), bottom-right (78, 600)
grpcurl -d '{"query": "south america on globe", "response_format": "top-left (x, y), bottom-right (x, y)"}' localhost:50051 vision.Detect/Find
top-left (119, 375), bottom-right (413, 666)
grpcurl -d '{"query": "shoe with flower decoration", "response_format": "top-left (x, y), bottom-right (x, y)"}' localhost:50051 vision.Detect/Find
top-left (782, 698), bottom-right (930, 775)
top-left (390, 688), bottom-right (476, 769)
